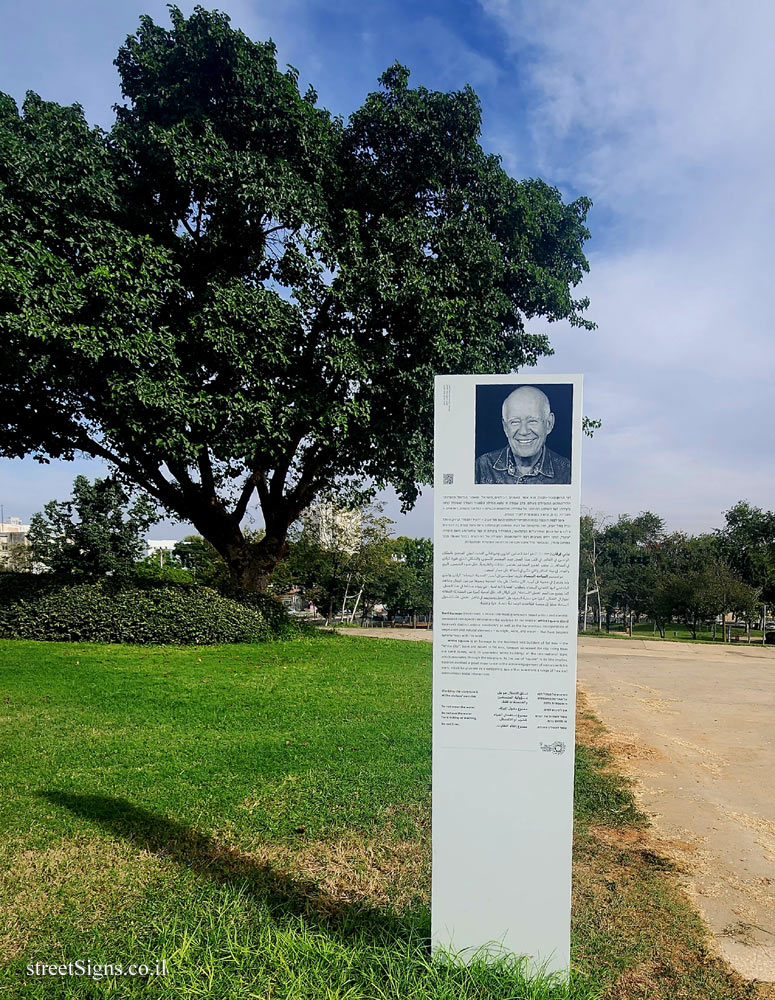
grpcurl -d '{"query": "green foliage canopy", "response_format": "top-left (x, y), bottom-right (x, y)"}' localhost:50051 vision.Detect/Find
top-left (716, 501), bottom-right (775, 604)
top-left (580, 512), bottom-right (763, 638)
top-left (272, 502), bottom-right (396, 621)
top-left (1, 6), bottom-right (593, 589)
top-left (382, 536), bottom-right (434, 617)
top-left (27, 475), bottom-right (158, 578)
top-left (172, 534), bottom-right (229, 589)
top-left (0, 576), bottom-right (294, 644)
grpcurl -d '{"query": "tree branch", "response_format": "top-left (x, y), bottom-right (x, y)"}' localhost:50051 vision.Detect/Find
top-left (268, 429), bottom-right (306, 505)
top-left (255, 473), bottom-right (270, 512)
top-left (197, 448), bottom-right (216, 497)
top-left (233, 471), bottom-right (259, 525)
top-left (75, 433), bottom-right (186, 514)
top-left (166, 458), bottom-right (197, 493)
top-left (283, 444), bottom-right (335, 522)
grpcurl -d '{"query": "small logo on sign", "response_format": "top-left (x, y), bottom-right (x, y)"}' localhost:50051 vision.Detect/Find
top-left (442, 473), bottom-right (454, 485)
top-left (540, 741), bottom-right (566, 755)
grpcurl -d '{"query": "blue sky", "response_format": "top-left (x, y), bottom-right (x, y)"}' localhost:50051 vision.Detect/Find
top-left (2, 0), bottom-right (774, 539)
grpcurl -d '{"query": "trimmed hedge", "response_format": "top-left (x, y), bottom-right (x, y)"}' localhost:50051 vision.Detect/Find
top-left (219, 585), bottom-right (300, 638)
top-left (0, 575), bottom-right (301, 645)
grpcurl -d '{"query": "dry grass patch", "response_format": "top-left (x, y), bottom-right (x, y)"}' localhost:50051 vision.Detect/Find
top-left (232, 800), bottom-right (431, 917)
top-left (0, 800), bottom-right (431, 968)
top-left (572, 809), bottom-right (764, 999)
top-left (576, 690), bottom-right (665, 769)
top-left (0, 836), bottom-right (163, 962)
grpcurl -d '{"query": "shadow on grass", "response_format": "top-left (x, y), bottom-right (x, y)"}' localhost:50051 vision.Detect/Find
top-left (40, 790), bottom-right (425, 941)
top-left (35, 792), bottom-right (598, 998)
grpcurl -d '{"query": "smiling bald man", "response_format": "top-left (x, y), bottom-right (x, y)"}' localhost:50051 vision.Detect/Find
top-left (475, 386), bottom-right (571, 485)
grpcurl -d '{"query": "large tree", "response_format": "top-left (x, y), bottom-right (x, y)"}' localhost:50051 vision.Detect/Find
top-left (0, 7), bottom-right (593, 590)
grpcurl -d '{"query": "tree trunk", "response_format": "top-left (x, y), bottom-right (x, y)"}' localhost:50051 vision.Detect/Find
top-left (222, 530), bottom-right (290, 591)
top-left (583, 578), bottom-right (589, 632)
top-left (341, 572), bottom-right (352, 618)
top-left (350, 585), bottom-right (364, 623)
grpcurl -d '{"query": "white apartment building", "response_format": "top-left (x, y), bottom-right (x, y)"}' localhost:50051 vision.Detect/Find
top-left (308, 502), bottom-right (362, 555)
top-left (0, 518), bottom-right (30, 567)
top-left (143, 539), bottom-right (180, 565)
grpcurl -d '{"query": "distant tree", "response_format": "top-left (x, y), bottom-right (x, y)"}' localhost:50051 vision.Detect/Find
top-left (274, 503), bottom-right (395, 623)
top-left (579, 511), bottom-right (665, 630)
top-left (726, 577), bottom-right (761, 638)
top-left (347, 518), bottom-right (397, 622)
top-left (641, 573), bottom-right (685, 639)
top-left (608, 512), bottom-right (665, 621)
top-left (172, 535), bottom-right (229, 589)
top-left (0, 6), bottom-right (594, 591)
top-left (644, 532), bottom-right (760, 641)
top-left (674, 571), bottom-right (719, 640)
top-left (2, 541), bottom-right (34, 573)
top-left (27, 475), bottom-right (158, 578)
top-left (382, 536), bottom-right (433, 620)
top-left (716, 501), bottom-right (775, 604)
top-left (578, 511), bottom-right (608, 628)
top-left (134, 547), bottom-right (193, 584)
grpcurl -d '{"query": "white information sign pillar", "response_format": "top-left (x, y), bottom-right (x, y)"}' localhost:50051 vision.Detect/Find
top-left (432, 374), bottom-right (583, 973)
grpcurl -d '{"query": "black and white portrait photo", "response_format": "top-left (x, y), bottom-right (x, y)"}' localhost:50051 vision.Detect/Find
top-left (474, 383), bottom-right (573, 485)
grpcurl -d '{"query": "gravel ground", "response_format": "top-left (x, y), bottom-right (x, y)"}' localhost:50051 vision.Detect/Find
top-left (577, 634), bottom-right (775, 982)
top-left (339, 626), bottom-right (775, 982)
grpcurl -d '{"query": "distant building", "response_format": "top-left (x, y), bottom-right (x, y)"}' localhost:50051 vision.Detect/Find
top-left (307, 502), bottom-right (362, 555)
top-left (0, 518), bottom-right (30, 567)
top-left (144, 539), bottom-right (179, 557)
top-left (143, 539), bottom-right (180, 565)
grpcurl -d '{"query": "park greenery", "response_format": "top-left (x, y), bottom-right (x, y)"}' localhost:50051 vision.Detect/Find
top-left (0, 635), bottom-right (759, 999)
top-left (580, 502), bottom-right (773, 640)
top-left (9, 471), bottom-right (775, 644)
top-left (270, 502), bottom-right (433, 624)
top-left (0, 575), bottom-right (298, 645)
top-left (2, 10), bottom-right (772, 997)
top-left (0, 6), bottom-right (594, 591)
top-left (2, 476), bottom-right (299, 644)
top-left (0, 473), bottom-right (433, 641)
top-left (26, 475), bottom-right (158, 579)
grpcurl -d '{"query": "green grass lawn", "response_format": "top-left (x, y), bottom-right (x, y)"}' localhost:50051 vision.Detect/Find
top-left (0, 636), bottom-right (763, 999)
top-left (580, 621), bottom-right (766, 644)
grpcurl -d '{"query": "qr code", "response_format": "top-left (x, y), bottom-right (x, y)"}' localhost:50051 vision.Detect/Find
top-left (442, 473), bottom-right (454, 485)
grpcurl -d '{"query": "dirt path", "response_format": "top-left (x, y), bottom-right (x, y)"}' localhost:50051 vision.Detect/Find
top-left (334, 626), bottom-right (434, 642)
top-left (577, 635), bottom-right (775, 982)
top-left (339, 627), bottom-right (775, 981)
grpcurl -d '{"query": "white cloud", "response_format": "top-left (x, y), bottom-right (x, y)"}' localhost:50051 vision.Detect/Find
top-left (479, 0), bottom-right (775, 533)
top-left (481, 0), bottom-right (775, 207)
